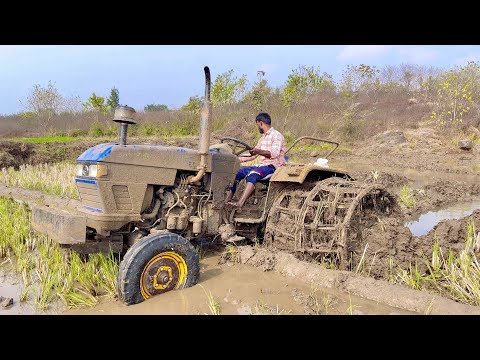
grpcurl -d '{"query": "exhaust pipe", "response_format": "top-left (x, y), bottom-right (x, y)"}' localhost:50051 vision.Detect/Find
top-left (113, 105), bottom-right (136, 146)
top-left (189, 66), bottom-right (211, 184)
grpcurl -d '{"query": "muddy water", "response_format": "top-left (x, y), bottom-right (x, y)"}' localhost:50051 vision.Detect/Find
top-left (405, 199), bottom-right (480, 237)
top-left (0, 270), bottom-right (65, 315)
top-left (65, 251), bottom-right (414, 315)
top-left (0, 272), bottom-right (36, 315)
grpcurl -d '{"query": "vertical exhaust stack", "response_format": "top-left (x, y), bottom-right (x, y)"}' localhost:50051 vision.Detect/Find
top-left (113, 105), bottom-right (137, 145)
top-left (189, 66), bottom-right (212, 184)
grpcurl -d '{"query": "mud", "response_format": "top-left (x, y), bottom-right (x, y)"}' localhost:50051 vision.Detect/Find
top-left (0, 125), bottom-right (479, 313)
top-left (64, 250), bottom-right (415, 315)
top-left (226, 246), bottom-right (480, 315)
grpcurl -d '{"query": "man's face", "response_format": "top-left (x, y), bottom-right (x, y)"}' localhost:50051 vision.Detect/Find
top-left (256, 120), bottom-right (264, 134)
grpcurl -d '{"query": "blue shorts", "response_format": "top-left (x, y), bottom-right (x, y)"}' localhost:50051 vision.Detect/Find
top-left (230, 164), bottom-right (276, 194)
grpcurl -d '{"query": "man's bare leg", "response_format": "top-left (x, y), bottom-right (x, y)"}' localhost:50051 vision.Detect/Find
top-left (224, 190), bottom-right (234, 203)
top-left (228, 182), bottom-right (255, 208)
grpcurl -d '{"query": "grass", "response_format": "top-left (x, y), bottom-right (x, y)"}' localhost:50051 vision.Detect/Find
top-left (0, 196), bottom-right (119, 311)
top-left (399, 184), bottom-right (415, 208)
top-left (253, 301), bottom-right (291, 315)
top-left (0, 162), bottom-right (78, 199)
top-left (7, 136), bottom-right (79, 144)
top-left (392, 221), bottom-right (480, 306)
top-left (199, 284), bottom-right (221, 315)
top-left (346, 293), bottom-right (360, 315)
top-left (307, 283), bottom-right (333, 315)
top-left (223, 243), bottom-right (240, 263)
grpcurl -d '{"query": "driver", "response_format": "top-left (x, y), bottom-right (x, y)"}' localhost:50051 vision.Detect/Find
top-left (225, 112), bottom-right (286, 208)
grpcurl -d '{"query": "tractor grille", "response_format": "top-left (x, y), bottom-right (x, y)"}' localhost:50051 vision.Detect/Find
top-left (112, 185), bottom-right (132, 210)
top-left (75, 178), bottom-right (103, 212)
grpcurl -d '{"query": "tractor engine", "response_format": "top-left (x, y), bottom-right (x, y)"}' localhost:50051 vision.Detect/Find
top-left (131, 173), bottom-right (222, 245)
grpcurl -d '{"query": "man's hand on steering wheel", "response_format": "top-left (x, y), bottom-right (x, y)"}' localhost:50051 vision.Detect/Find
top-left (219, 137), bottom-right (253, 156)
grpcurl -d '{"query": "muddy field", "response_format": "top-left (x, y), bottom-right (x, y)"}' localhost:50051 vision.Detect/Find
top-left (0, 125), bottom-right (479, 314)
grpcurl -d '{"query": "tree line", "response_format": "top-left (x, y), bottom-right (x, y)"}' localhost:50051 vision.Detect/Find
top-left (15, 61), bottom-right (480, 133)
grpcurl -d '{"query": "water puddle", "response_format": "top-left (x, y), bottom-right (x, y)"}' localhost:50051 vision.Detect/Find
top-left (0, 272), bottom-right (36, 315)
top-left (405, 200), bottom-right (480, 237)
top-left (0, 268), bottom-right (66, 315)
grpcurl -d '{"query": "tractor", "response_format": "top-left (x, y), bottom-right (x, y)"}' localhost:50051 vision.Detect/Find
top-left (31, 67), bottom-right (396, 305)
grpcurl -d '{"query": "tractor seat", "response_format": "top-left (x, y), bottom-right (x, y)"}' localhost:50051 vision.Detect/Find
top-left (257, 173), bottom-right (273, 184)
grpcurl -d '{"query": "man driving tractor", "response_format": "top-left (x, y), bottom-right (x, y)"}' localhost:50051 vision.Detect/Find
top-left (225, 112), bottom-right (287, 208)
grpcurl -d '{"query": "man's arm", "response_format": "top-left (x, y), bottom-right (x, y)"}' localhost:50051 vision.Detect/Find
top-left (239, 154), bottom-right (259, 162)
top-left (249, 148), bottom-right (271, 158)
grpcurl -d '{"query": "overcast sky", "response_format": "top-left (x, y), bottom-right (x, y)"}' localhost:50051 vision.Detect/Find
top-left (1, 45), bottom-right (479, 115)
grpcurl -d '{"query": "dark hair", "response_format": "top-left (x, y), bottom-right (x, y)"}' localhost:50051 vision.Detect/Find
top-left (255, 112), bottom-right (271, 125)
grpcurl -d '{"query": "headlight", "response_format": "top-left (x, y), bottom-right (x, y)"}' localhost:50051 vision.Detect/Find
top-left (76, 163), bottom-right (108, 178)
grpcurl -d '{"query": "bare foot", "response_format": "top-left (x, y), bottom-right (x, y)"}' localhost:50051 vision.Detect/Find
top-left (225, 201), bottom-right (243, 208)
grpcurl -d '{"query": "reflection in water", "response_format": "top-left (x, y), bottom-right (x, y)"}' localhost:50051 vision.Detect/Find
top-left (405, 200), bottom-right (480, 237)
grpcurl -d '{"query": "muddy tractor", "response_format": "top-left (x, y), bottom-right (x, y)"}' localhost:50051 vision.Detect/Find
top-left (31, 67), bottom-right (397, 305)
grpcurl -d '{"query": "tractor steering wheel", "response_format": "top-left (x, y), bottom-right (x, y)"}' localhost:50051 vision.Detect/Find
top-left (219, 137), bottom-right (253, 156)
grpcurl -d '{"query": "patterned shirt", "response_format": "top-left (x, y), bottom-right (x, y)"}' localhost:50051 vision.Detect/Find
top-left (255, 127), bottom-right (286, 168)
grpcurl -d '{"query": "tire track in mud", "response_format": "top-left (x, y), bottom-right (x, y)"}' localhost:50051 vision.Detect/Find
top-left (231, 246), bottom-right (480, 315)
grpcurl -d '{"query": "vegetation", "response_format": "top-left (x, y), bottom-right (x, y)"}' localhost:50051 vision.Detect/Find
top-left (4, 61), bottom-right (479, 145)
top-left (83, 93), bottom-right (109, 116)
top-left (0, 197), bottom-right (118, 310)
top-left (7, 136), bottom-right (78, 144)
top-left (211, 69), bottom-right (247, 107)
top-left (144, 103), bottom-right (168, 111)
top-left (392, 221), bottom-right (480, 306)
top-left (19, 80), bottom-right (82, 133)
top-left (399, 184), bottom-right (415, 208)
top-left (0, 162), bottom-right (78, 199)
top-left (106, 87), bottom-right (120, 111)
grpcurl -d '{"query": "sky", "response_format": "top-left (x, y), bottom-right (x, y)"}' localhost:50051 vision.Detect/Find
top-left (1, 45), bottom-right (480, 115)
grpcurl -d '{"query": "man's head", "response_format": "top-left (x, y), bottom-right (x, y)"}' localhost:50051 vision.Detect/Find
top-left (255, 112), bottom-right (272, 134)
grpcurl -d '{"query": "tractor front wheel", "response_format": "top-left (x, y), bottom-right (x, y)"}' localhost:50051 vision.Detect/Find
top-left (116, 232), bottom-right (200, 305)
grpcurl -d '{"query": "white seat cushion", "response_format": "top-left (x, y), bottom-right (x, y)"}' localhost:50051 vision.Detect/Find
top-left (259, 173), bottom-right (273, 181)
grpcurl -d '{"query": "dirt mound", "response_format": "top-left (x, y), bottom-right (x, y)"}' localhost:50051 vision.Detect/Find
top-left (412, 180), bottom-right (480, 215)
top-left (348, 169), bottom-right (411, 191)
top-left (0, 141), bottom-right (35, 168)
top-left (415, 209), bottom-right (480, 255)
top-left (0, 140), bottom-right (98, 169)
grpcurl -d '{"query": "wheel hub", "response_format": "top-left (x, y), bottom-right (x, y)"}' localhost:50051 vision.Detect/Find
top-left (140, 251), bottom-right (188, 299)
top-left (153, 266), bottom-right (173, 289)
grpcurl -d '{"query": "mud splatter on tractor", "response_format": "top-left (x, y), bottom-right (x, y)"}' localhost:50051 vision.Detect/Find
top-left (31, 66), bottom-right (398, 305)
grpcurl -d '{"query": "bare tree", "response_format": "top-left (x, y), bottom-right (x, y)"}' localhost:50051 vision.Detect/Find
top-left (62, 95), bottom-right (84, 114)
top-left (20, 80), bottom-right (64, 132)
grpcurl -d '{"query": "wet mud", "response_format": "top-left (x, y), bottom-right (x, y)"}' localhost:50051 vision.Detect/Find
top-left (1, 126), bottom-right (479, 314)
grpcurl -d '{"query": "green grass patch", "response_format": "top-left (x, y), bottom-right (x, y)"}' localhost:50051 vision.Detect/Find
top-left (0, 196), bottom-right (119, 311)
top-left (7, 136), bottom-right (79, 144)
top-left (399, 184), bottom-right (415, 208)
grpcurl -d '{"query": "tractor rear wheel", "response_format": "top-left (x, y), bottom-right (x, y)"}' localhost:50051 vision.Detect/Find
top-left (264, 177), bottom-right (397, 270)
top-left (117, 232), bottom-right (200, 305)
